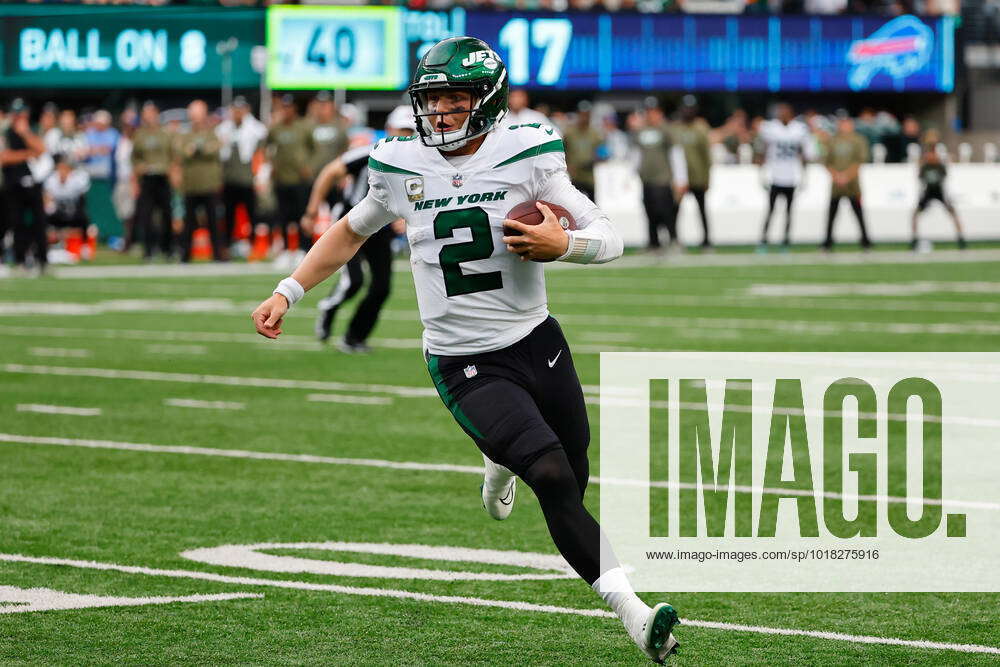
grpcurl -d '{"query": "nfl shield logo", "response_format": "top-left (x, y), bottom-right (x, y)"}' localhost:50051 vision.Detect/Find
top-left (463, 365), bottom-right (478, 378)
top-left (452, 173), bottom-right (464, 188)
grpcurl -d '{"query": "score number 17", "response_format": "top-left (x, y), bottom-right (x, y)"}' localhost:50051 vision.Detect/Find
top-left (497, 18), bottom-right (572, 86)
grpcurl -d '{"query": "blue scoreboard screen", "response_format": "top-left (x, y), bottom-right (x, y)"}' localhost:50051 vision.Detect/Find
top-left (266, 7), bottom-right (955, 93)
top-left (471, 13), bottom-right (955, 92)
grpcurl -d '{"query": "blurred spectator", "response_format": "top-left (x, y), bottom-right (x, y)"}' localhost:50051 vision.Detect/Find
top-left (2, 99), bottom-right (48, 273)
top-left (44, 153), bottom-right (92, 245)
top-left (173, 99), bottom-right (223, 262)
top-left (710, 109), bottom-right (751, 164)
top-left (912, 144), bottom-right (965, 249)
top-left (309, 91), bottom-right (350, 175)
top-left (757, 102), bottom-right (816, 248)
top-left (561, 102), bottom-right (604, 200)
top-left (38, 103), bottom-right (58, 138)
top-left (630, 102), bottom-right (687, 251)
top-left (217, 95), bottom-right (266, 259)
top-left (266, 95), bottom-right (315, 252)
top-left (823, 116), bottom-right (872, 251)
top-left (133, 101), bottom-right (175, 260)
top-left (84, 109), bottom-right (121, 239)
top-left (854, 108), bottom-right (881, 150)
top-left (672, 96), bottom-right (713, 248)
top-left (898, 115), bottom-right (922, 162)
top-left (804, 0), bottom-right (847, 12)
top-left (854, 107), bottom-right (900, 157)
top-left (506, 89), bottom-right (549, 126)
top-left (600, 113), bottom-right (631, 161)
top-left (114, 111), bottom-right (136, 251)
top-left (45, 110), bottom-right (89, 165)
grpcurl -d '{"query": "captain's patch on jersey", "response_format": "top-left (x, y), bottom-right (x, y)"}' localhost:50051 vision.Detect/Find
top-left (404, 176), bottom-right (424, 202)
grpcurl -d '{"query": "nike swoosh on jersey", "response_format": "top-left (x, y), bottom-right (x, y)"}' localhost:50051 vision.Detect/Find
top-left (547, 350), bottom-right (562, 368)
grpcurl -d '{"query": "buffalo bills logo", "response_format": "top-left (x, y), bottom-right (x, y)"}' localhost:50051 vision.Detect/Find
top-left (847, 15), bottom-right (933, 91)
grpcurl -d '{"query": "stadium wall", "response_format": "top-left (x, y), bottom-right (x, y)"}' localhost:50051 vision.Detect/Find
top-left (596, 163), bottom-right (1000, 246)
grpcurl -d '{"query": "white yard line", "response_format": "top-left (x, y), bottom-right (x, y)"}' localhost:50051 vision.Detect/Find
top-left (0, 324), bottom-right (325, 350)
top-left (568, 247), bottom-right (1000, 269)
top-left (746, 281), bottom-right (1000, 297)
top-left (0, 552), bottom-right (995, 655)
top-left (550, 291), bottom-right (1000, 315)
top-left (26, 248), bottom-right (1000, 280)
top-left (7, 358), bottom-right (1000, 404)
top-left (307, 393), bottom-right (394, 406)
top-left (28, 347), bottom-right (91, 358)
top-left (164, 398), bottom-right (246, 411)
top-left (15, 404), bottom-right (101, 417)
top-left (2, 364), bottom-right (438, 398)
top-left (0, 325), bottom-right (650, 353)
top-left (0, 433), bottom-right (482, 474)
top-left (45, 263), bottom-right (286, 279)
top-left (5, 297), bottom-right (1000, 338)
top-left (147, 344), bottom-right (209, 356)
top-left (0, 585), bottom-right (261, 615)
top-left (1, 432), bottom-right (996, 512)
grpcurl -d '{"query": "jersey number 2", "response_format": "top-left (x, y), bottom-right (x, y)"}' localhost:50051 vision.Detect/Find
top-left (434, 207), bottom-right (503, 298)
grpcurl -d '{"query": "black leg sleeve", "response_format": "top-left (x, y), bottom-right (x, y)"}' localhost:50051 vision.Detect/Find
top-left (522, 450), bottom-right (603, 585)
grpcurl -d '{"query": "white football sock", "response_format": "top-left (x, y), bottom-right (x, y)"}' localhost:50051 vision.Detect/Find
top-left (591, 567), bottom-right (650, 640)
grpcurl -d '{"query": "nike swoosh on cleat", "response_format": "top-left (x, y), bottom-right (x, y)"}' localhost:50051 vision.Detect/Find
top-left (499, 480), bottom-right (515, 505)
top-left (547, 350), bottom-right (562, 368)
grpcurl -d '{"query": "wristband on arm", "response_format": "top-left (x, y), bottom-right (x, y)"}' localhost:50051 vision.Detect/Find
top-left (273, 277), bottom-right (305, 306)
top-left (557, 231), bottom-right (603, 264)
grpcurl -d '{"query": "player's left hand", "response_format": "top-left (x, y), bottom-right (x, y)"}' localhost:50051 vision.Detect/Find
top-left (502, 202), bottom-right (570, 262)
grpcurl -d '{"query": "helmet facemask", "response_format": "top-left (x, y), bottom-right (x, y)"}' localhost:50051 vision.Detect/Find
top-left (409, 70), bottom-right (508, 151)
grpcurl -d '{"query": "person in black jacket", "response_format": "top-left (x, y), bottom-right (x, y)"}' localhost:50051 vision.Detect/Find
top-left (301, 106), bottom-right (414, 353)
top-left (1, 99), bottom-right (48, 273)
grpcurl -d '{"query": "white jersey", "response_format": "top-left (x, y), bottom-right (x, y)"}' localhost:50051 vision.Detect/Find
top-left (349, 124), bottom-right (606, 356)
top-left (759, 120), bottom-right (816, 188)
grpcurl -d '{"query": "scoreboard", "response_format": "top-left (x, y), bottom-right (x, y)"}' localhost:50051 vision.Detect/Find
top-left (266, 7), bottom-right (955, 93)
top-left (266, 7), bottom-right (406, 91)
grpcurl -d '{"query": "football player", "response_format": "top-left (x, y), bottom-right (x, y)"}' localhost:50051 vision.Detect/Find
top-left (757, 102), bottom-right (816, 250)
top-left (251, 37), bottom-right (679, 662)
top-left (911, 145), bottom-right (965, 250)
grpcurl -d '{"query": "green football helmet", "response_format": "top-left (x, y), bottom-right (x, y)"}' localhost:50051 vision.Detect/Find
top-left (408, 36), bottom-right (509, 150)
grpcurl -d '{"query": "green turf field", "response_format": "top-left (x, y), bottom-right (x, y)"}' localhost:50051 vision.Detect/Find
top-left (1, 249), bottom-right (998, 665)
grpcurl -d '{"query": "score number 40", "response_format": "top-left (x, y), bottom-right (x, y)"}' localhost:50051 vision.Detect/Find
top-left (497, 18), bottom-right (572, 86)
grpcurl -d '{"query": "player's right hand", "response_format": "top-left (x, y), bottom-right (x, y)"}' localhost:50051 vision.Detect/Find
top-left (251, 294), bottom-right (288, 339)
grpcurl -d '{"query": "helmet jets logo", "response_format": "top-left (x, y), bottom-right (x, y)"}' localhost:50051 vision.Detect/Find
top-left (461, 50), bottom-right (499, 70)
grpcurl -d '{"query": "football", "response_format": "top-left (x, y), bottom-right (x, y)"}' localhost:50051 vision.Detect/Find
top-left (504, 200), bottom-right (577, 234)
